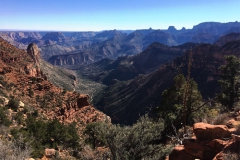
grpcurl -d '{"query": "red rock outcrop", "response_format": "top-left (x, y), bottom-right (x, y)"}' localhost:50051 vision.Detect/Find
top-left (25, 43), bottom-right (45, 77)
top-left (0, 37), bottom-right (110, 133)
top-left (27, 43), bottom-right (40, 64)
top-left (169, 141), bottom-right (218, 160)
top-left (208, 139), bottom-right (229, 151)
top-left (169, 145), bottom-right (195, 160)
top-left (48, 94), bottom-right (110, 126)
top-left (170, 122), bottom-right (238, 160)
top-left (213, 139), bottom-right (240, 160)
top-left (193, 122), bottom-right (231, 140)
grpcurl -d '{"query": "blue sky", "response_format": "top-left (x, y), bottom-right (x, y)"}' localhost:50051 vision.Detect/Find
top-left (0, 0), bottom-right (239, 31)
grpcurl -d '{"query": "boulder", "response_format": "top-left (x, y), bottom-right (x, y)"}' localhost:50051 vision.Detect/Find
top-left (213, 151), bottom-right (224, 160)
top-left (0, 96), bottom-right (9, 106)
top-left (169, 145), bottom-right (195, 160)
top-left (18, 101), bottom-right (24, 107)
top-left (226, 119), bottom-right (238, 128)
top-left (45, 148), bottom-right (56, 158)
top-left (193, 122), bottom-right (231, 140)
top-left (213, 140), bottom-right (240, 159)
top-left (169, 139), bottom-right (218, 160)
top-left (208, 139), bottom-right (228, 151)
top-left (231, 134), bottom-right (240, 142)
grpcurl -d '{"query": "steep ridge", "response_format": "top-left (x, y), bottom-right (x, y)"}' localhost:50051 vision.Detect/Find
top-left (77, 42), bottom-right (198, 85)
top-left (0, 38), bottom-right (109, 127)
top-left (214, 32), bottom-right (240, 46)
top-left (94, 37), bottom-right (240, 124)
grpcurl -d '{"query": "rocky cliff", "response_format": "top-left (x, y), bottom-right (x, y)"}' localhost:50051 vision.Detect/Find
top-left (0, 37), bottom-right (109, 127)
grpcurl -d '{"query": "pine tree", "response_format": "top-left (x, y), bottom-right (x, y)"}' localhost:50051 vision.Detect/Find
top-left (218, 55), bottom-right (240, 110)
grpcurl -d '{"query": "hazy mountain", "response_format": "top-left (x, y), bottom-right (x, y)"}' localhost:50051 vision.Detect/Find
top-left (1, 21), bottom-right (240, 65)
top-left (143, 30), bottom-right (178, 46)
top-left (42, 32), bottom-right (67, 42)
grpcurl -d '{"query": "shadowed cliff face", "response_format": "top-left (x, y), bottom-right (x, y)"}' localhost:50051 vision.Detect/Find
top-left (94, 38), bottom-right (240, 125)
top-left (76, 42), bottom-right (198, 85)
top-left (214, 32), bottom-right (240, 46)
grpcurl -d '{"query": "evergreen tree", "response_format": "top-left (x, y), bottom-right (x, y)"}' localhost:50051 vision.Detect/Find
top-left (218, 55), bottom-right (240, 110)
top-left (157, 74), bottom-right (202, 126)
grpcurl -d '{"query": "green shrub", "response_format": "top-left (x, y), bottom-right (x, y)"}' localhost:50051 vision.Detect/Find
top-left (23, 107), bottom-right (28, 114)
top-left (0, 107), bottom-right (11, 126)
top-left (84, 116), bottom-right (171, 160)
top-left (212, 113), bottom-right (231, 125)
top-left (7, 97), bottom-right (19, 111)
top-left (15, 111), bottom-right (24, 125)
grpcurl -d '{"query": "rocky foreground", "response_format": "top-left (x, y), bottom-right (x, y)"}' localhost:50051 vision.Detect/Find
top-left (169, 116), bottom-right (240, 160)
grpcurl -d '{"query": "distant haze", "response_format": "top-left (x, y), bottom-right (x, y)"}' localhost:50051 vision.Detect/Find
top-left (0, 0), bottom-right (239, 31)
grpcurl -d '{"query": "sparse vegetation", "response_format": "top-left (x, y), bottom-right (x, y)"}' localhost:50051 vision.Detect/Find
top-left (0, 133), bottom-right (32, 160)
top-left (11, 116), bottom-right (80, 158)
top-left (223, 151), bottom-right (240, 160)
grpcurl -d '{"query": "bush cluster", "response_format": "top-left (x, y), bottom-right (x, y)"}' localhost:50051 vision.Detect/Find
top-left (83, 116), bottom-right (171, 160)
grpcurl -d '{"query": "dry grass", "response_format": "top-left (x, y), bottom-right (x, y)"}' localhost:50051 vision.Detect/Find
top-left (223, 151), bottom-right (240, 160)
top-left (212, 113), bottom-right (231, 125)
top-left (0, 133), bottom-right (32, 160)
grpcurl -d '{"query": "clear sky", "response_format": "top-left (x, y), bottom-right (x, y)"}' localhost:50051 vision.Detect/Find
top-left (0, 0), bottom-right (239, 31)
